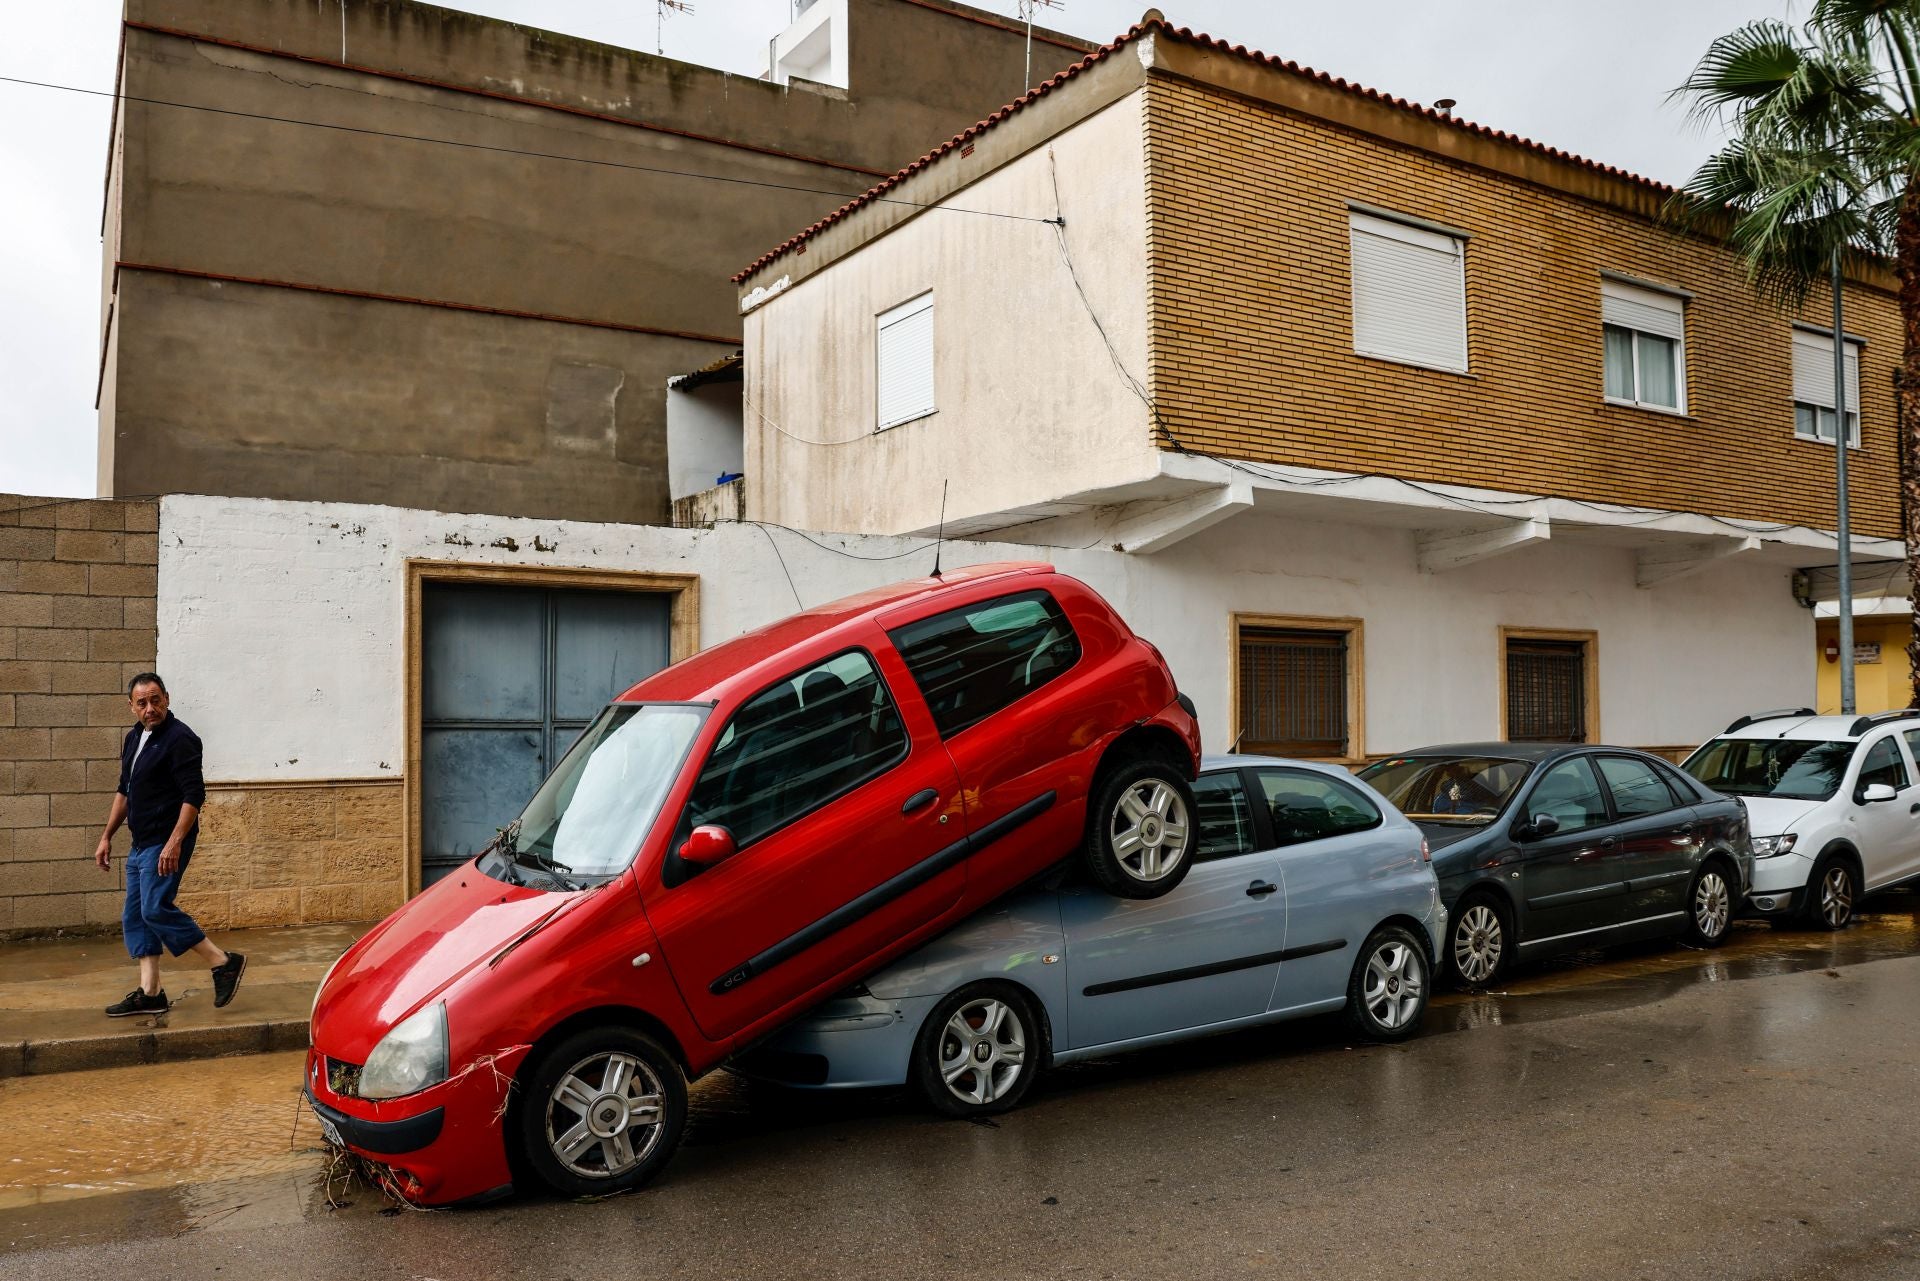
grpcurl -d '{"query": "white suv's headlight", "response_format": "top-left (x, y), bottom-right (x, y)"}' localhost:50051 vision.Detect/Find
top-left (358, 1004), bottom-right (449, 1100)
top-left (1752, 834), bottom-right (1798, 858)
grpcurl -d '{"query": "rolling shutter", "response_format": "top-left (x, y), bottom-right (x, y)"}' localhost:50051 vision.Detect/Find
top-left (876, 293), bottom-right (935, 430)
top-left (1791, 329), bottom-right (1862, 412)
top-left (1600, 281), bottom-right (1685, 341)
top-left (1348, 211), bottom-right (1468, 373)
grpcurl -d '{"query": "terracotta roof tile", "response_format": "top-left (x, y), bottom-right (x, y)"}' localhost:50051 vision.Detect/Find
top-left (733, 15), bottom-right (1675, 284)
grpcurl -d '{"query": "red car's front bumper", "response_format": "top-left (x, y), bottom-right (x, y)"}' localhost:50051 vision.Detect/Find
top-left (303, 1044), bottom-right (529, 1205)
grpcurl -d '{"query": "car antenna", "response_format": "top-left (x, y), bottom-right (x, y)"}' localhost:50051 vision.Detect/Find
top-left (931, 480), bottom-right (949, 579)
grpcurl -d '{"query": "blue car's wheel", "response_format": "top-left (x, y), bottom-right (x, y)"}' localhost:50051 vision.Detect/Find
top-left (912, 982), bottom-right (1045, 1119)
top-left (1345, 925), bottom-right (1429, 1043)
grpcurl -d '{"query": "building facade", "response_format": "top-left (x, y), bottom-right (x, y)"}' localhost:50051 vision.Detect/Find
top-left (731, 16), bottom-right (1905, 761)
top-left (99, 0), bottom-right (1089, 525)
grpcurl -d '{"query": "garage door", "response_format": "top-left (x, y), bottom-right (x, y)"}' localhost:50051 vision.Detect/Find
top-left (420, 583), bottom-right (672, 886)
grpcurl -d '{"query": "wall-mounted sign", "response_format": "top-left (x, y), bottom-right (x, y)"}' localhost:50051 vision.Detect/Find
top-left (1855, 642), bottom-right (1881, 665)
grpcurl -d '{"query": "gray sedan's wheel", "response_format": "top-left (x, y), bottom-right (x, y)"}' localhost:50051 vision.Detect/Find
top-left (912, 982), bottom-right (1045, 1119)
top-left (1808, 859), bottom-right (1856, 931)
top-left (1683, 863), bottom-right (1734, 947)
top-left (1447, 895), bottom-right (1510, 987)
top-left (1082, 758), bottom-right (1197, 899)
top-left (1344, 924), bottom-right (1430, 1043)
top-left (518, 1027), bottom-right (686, 1198)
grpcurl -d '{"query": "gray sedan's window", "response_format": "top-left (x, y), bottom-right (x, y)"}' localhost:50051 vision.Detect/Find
top-left (1526, 757), bottom-right (1609, 834)
top-left (1597, 755), bottom-right (1678, 818)
top-left (1192, 772), bottom-right (1255, 863)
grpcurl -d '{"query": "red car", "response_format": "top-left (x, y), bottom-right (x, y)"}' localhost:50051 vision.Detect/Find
top-left (306, 563), bottom-right (1200, 1203)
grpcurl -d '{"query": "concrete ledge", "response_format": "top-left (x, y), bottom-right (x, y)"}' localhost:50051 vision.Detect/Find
top-left (7, 1018), bottom-right (311, 1078)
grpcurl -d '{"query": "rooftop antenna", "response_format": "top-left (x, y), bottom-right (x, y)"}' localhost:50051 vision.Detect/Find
top-left (656, 0), bottom-right (693, 56)
top-left (1017, 0), bottom-right (1066, 91)
top-left (931, 480), bottom-right (949, 579)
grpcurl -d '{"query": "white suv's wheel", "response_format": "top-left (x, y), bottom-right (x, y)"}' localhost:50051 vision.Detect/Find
top-left (1809, 858), bottom-right (1857, 931)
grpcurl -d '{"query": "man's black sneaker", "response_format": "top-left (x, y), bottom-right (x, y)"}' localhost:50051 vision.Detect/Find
top-left (106, 988), bottom-right (170, 1017)
top-left (212, 951), bottom-right (247, 1008)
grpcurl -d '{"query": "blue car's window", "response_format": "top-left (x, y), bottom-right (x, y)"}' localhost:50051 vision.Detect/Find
top-left (1254, 769), bottom-right (1382, 848)
top-left (1192, 771), bottom-right (1256, 863)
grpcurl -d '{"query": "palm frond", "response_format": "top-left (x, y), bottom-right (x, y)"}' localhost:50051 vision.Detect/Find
top-left (1672, 19), bottom-right (1807, 120)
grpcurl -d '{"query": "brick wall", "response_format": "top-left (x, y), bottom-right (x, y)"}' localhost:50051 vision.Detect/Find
top-left (181, 782), bottom-right (406, 930)
top-left (0, 494), bottom-right (159, 936)
top-left (1142, 78), bottom-right (1903, 541)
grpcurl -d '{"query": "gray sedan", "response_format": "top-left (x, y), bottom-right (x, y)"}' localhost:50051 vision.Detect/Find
top-left (736, 755), bottom-right (1445, 1116)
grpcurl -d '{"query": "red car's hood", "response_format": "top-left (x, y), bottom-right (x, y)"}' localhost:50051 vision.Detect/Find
top-left (312, 869), bottom-right (570, 1061)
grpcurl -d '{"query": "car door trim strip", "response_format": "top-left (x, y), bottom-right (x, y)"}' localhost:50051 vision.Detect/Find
top-left (1082, 939), bottom-right (1346, 998)
top-left (708, 791), bottom-right (1058, 995)
top-left (1518, 910), bottom-right (1685, 949)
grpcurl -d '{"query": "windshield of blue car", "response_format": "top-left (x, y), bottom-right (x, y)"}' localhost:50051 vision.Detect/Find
top-left (497, 703), bottom-right (707, 885)
top-left (1359, 755), bottom-right (1531, 825)
top-left (1681, 737), bottom-right (1855, 801)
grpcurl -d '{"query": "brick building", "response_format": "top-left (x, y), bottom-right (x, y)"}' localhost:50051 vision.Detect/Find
top-left (733, 15), bottom-right (1903, 759)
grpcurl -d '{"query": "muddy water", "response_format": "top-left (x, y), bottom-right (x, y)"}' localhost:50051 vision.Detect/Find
top-left (3, 893), bottom-right (1916, 1251)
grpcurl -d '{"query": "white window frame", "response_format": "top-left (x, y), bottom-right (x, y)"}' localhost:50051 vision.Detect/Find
top-left (1346, 208), bottom-right (1470, 375)
top-left (1601, 279), bottom-right (1688, 415)
top-left (1791, 325), bottom-right (1864, 450)
top-left (875, 291), bottom-right (936, 432)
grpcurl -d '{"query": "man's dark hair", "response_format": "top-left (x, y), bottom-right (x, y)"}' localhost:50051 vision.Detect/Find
top-left (127, 672), bottom-right (167, 696)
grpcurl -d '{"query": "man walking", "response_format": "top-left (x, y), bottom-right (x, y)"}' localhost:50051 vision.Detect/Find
top-left (93, 672), bottom-right (245, 1016)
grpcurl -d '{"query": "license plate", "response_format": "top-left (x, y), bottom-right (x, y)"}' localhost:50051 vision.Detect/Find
top-left (315, 1110), bottom-right (344, 1147)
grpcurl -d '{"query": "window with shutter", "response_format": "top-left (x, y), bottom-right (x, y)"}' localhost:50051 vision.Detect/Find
top-left (1600, 280), bottom-right (1686, 412)
top-left (1504, 636), bottom-right (1591, 744)
top-left (1791, 327), bottom-right (1862, 447)
top-left (1347, 211), bottom-right (1468, 374)
top-left (1234, 620), bottom-right (1361, 758)
top-left (875, 293), bottom-right (935, 430)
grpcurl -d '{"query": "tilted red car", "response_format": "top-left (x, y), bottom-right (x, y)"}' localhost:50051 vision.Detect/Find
top-left (306, 563), bottom-right (1201, 1202)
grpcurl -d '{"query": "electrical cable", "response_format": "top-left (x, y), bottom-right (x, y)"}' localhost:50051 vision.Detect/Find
top-left (0, 73), bottom-right (1062, 229)
top-left (752, 521), bottom-right (804, 611)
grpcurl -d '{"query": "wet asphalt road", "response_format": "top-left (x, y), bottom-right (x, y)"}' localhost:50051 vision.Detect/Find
top-left (6, 897), bottom-right (1920, 1281)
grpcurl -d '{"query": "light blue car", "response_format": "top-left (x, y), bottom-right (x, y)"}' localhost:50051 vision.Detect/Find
top-left (736, 755), bottom-right (1445, 1117)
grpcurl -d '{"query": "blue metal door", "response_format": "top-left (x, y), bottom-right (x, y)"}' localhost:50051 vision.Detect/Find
top-left (420, 584), bottom-right (671, 886)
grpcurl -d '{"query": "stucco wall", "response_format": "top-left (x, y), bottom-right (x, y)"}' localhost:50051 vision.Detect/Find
top-left (160, 493), bottom-right (1811, 781)
top-left (743, 90), bottom-right (1159, 536)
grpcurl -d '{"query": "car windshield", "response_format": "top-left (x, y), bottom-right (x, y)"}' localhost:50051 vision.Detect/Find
top-left (1359, 755), bottom-right (1532, 825)
top-left (492, 703), bottom-right (707, 886)
top-left (1681, 738), bottom-right (1856, 801)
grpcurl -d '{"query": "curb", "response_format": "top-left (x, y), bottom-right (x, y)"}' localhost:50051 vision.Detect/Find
top-left (0, 1019), bottom-right (310, 1078)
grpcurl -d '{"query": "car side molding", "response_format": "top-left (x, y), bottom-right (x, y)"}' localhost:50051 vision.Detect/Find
top-left (709, 791), bottom-right (1059, 996)
top-left (1082, 938), bottom-right (1347, 998)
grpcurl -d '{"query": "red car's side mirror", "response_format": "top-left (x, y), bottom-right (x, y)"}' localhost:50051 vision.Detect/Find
top-left (678, 824), bottom-right (737, 868)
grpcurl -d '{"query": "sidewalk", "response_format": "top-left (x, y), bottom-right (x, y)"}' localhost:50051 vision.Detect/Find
top-left (0, 921), bottom-right (371, 1077)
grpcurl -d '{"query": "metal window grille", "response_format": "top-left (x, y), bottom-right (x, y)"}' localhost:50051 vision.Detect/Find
top-left (1238, 627), bottom-right (1348, 757)
top-left (1506, 639), bottom-right (1587, 743)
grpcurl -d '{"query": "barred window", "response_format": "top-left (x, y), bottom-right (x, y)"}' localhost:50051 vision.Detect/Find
top-left (1505, 637), bottom-right (1589, 743)
top-left (1236, 624), bottom-right (1355, 758)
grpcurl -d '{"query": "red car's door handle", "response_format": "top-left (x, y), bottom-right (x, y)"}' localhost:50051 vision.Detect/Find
top-left (1246, 880), bottom-right (1278, 898)
top-left (901, 788), bottom-right (940, 815)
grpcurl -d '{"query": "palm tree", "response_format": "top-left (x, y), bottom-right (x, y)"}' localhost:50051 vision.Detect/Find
top-left (1669, 0), bottom-right (1920, 711)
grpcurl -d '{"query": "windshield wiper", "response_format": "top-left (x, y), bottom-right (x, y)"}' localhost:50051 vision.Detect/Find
top-left (501, 821), bottom-right (581, 888)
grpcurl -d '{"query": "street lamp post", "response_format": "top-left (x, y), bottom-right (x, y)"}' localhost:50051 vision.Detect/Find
top-left (1832, 244), bottom-right (1856, 716)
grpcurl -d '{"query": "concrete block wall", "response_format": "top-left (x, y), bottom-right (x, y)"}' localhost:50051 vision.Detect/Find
top-left (181, 782), bottom-right (406, 931)
top-left (0, 494), bottom-right (160, 936)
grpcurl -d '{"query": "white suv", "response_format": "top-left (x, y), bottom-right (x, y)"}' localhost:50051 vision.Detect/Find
top-left (1681, 709), bottom-right (1920, 929)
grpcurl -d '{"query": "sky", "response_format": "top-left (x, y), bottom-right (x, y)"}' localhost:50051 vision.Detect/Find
top-left (0, 0), bottom-right (1787, 499)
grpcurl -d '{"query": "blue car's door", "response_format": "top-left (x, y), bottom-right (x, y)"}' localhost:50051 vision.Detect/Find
top-left (1252, 766), bottom-right (1408, 1011)
top-left (1059, 769), bottom-right (1287, 1050)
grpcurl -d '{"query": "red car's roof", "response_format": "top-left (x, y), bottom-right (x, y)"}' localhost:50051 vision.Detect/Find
top-left (621, 561), bottom-right (1056, 703)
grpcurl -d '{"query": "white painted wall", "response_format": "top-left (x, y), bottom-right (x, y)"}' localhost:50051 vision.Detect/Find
top-left (160, 495), bottom-right (1813, 784)
top-left (666, 381), bottom-right (744, 501)
top-left (743, 89), bottom-right (1158, 537)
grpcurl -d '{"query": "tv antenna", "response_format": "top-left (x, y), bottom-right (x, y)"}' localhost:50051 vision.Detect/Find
top-left (1017, 0), bottom-right (1066, 91)
top-left (931, 480), bottom-right (949, 579)
top-left (656, 0), bottom-right (693, 56)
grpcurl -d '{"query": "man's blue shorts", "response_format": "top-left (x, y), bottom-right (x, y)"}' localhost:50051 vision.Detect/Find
top-left (123, 842), bottom-right (206, 959)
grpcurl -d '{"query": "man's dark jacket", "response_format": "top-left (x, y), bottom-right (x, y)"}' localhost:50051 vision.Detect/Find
top-left (117, 714), bottom-right (206, 853)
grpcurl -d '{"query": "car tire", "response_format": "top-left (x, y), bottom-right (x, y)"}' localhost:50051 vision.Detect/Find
top-left (1446, 892), bottom-right (1512, 988)
top-left (1081, 756), bottom-right (1197, 899)
top-left (1806, 856), bottom-right (1857, 931)
top-left (1683, 860), bottom-right (1735, 947)
top-left (911, 982), bottom-right (1045, 1119)
top-left (518, 1026), bottom-right (687, 1199)
top-left (1344, 924), bottom-right (1430, 1043)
